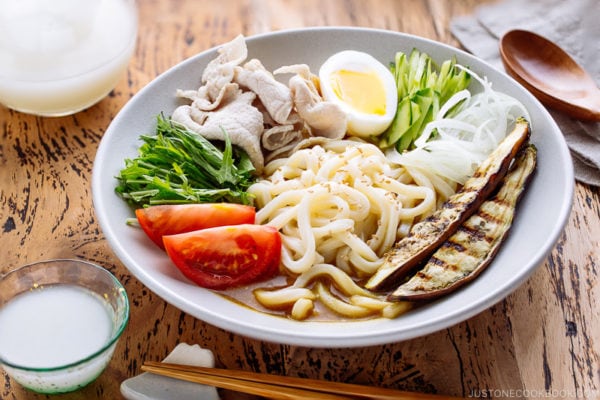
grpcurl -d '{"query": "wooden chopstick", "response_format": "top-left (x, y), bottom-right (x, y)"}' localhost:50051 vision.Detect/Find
top-left (141, 361), bottom-right (463, 400)
top-left (143, 362), bottom-right (349, 400)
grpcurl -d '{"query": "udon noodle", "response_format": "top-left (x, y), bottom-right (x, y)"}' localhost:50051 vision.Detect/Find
top-left (248, 138), bottom-right (455, 320)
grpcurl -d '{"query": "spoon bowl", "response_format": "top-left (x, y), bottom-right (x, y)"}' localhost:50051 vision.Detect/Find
top-left (499, 29), bottom-right (600, 121)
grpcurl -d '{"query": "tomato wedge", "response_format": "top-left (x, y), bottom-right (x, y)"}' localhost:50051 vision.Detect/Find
top-left (163, 224), bottom-right (282, 290)
top-left (135, 203), bottom-right (255, 249)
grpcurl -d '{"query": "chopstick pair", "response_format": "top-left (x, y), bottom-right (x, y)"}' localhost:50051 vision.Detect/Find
top-left (141, 361), bottom-right (462, 400)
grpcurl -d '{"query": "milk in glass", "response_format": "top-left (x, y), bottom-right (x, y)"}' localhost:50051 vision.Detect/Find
top-left (0, 285), bottom-right (114, 369)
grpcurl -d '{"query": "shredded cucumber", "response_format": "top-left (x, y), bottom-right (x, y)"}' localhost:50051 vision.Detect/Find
top-left (380, 49), bottom-right (471, 152)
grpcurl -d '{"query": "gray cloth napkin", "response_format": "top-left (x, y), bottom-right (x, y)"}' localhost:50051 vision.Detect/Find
top-left (451, 0), bottom-right (600, 187)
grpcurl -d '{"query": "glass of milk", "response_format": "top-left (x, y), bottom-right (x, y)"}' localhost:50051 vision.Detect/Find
top-left (0, 259), bottom-right (129, 394)
top-left (0, 0), bottom-right (138, 116)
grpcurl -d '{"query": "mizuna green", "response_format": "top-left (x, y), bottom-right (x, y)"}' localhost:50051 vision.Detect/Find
top-left (115, 115), bottom-right (256, 207)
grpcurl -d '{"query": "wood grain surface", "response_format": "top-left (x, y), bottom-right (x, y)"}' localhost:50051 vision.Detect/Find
top-left (1, 1), bottom-right (599, 399)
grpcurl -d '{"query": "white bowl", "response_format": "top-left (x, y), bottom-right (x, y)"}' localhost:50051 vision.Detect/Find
top-left (92, 27), bottom-right (573, 347)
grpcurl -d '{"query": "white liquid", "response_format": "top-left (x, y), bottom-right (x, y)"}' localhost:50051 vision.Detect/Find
top-left (0, 285), bottom-right (114, 368)
top-left (0, 0), bottom-right (137, 116)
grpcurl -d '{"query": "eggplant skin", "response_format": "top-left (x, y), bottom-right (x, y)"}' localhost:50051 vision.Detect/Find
top-left (389, 144), bottom-right (537, 301)
top-left (366, 119), bottom-right (530, 292)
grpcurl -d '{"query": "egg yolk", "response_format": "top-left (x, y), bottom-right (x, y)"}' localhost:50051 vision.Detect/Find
top-left (330, 69), bottom-right (386, 115)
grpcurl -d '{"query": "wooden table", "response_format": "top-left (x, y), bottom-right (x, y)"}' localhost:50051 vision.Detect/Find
top-left (2, 1), bottom-right (599, 399)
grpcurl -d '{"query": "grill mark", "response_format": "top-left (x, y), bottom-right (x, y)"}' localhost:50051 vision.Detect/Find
top-left (458, 224), bottom-right (489, 243)
top-left (442, 239), bottom-right (466, 253)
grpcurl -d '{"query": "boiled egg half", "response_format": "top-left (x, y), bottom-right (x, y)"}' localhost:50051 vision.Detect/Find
top-left (319, 50), bottom-right (398, 138)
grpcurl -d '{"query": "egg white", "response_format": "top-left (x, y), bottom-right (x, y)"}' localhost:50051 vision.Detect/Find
top-left (318, 50), bottom-right (398, 138)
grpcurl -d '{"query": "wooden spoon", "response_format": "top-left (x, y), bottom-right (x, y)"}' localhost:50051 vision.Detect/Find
top-left (499, 29), bottom-right (600, 121)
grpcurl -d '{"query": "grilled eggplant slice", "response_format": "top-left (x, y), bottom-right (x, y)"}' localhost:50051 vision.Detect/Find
top-left (366, 119), bottom-right (530, 291)
top-left (389, 144), bottom-right (537, 301)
